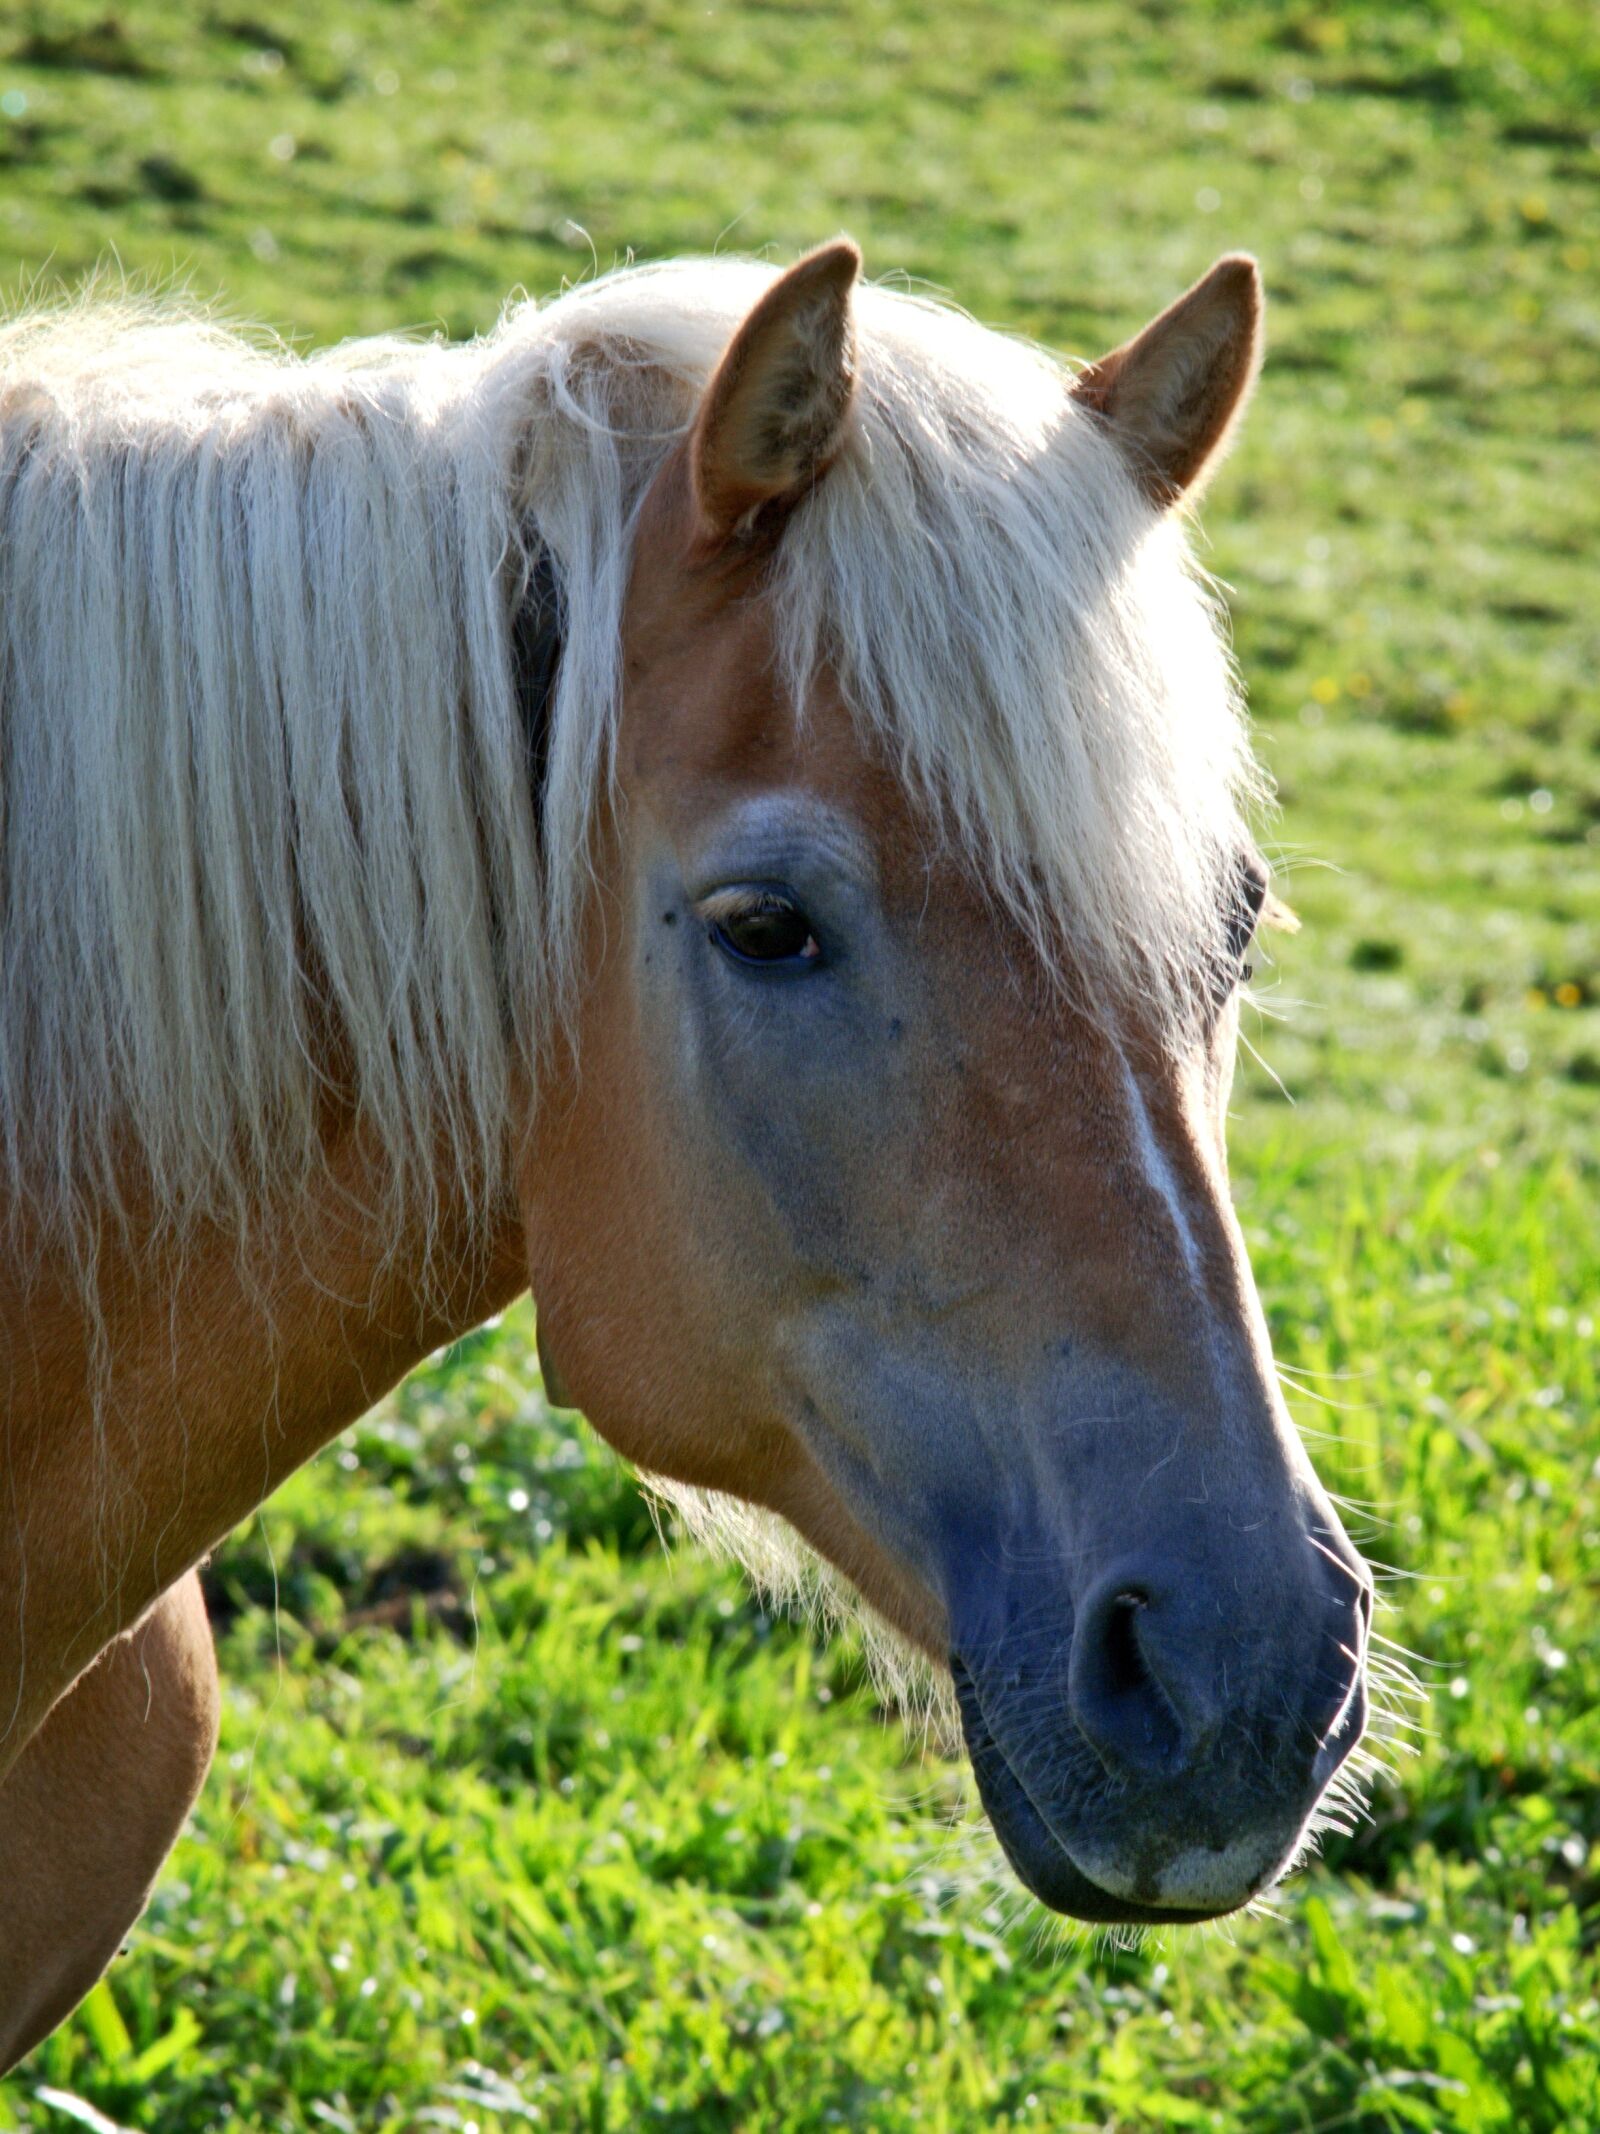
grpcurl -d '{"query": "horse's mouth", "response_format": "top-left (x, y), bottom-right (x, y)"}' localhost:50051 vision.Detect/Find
top-left (951, 1656), bottom-right (1236, 1927)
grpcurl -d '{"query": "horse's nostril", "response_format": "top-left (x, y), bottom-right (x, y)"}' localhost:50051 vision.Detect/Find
top-left (1103, 1590), bottom-right (1151, 1688)
top-left (1069, 1573), bottom-right (1189, 1780)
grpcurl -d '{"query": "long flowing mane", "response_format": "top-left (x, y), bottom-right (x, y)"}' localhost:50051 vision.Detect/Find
top-left (0, 258), bottom-right (1260, 1257)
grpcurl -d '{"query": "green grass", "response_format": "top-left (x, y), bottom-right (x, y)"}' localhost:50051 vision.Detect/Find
top-left (1, 1), bottom-right (1597, 2127)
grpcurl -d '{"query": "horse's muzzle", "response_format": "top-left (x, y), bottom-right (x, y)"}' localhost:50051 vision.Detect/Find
top-left (950, 1544), bottom-right (1373, 1923)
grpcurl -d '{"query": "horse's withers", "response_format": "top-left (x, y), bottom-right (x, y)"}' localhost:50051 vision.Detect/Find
top-left (523, 244), bottom-right (1373, 1924)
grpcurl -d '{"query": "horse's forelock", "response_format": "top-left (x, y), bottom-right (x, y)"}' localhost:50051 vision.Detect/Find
top-left (0, 258), bottom-right (1260, 1266)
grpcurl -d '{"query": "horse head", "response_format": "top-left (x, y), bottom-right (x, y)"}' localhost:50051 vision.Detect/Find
top-left (521, 245), bottom-right (1372, 1925)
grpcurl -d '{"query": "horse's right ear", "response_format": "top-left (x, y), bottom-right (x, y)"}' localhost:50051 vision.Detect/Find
top-left (1072, 254), bottom-right (1264, 506)
top-left (689, 240), bottom-right (861, 548)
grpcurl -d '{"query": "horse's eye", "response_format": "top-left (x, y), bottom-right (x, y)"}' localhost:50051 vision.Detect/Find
top-left (706, 890), bottom-right (822, 969)
top-left (1211, 852), bottom-right (1269, 1003)
top-left (1225, 856), bottom-right (1269, 972)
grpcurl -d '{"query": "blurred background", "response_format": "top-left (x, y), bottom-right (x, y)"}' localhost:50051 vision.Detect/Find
top-left (0, 3), bottom-right (1595, 2128)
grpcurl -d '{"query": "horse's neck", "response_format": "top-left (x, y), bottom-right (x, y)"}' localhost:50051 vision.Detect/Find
top-left (0, 1129), bottom-right (527, 1774)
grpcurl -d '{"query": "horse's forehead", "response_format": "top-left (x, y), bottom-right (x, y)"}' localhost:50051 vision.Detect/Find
top-left (620, 542), bottom-right (920, 861)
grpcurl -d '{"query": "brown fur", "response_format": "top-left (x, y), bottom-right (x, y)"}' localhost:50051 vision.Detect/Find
top-left (0, 1133), bottom-right (526, 1783)
top-left (0, 1573), bottom-right (218, 2070)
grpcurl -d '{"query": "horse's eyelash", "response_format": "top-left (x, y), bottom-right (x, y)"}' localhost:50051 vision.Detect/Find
top-left (698, 886), bottom-right (799, 925)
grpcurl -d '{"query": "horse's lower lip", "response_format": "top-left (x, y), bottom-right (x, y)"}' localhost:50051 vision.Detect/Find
top-left (951, 1655), bottom-right (1234, 1926)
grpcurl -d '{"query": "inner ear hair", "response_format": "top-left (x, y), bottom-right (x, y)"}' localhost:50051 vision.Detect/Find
top-left (1073, 254), bottom-right (1264, 506)
top-left (690, 239), bottom-right (862, 546)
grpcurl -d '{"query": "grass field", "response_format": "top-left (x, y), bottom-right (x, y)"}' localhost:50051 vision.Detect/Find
top-left (1, 1), bottom-right (1597, 2128)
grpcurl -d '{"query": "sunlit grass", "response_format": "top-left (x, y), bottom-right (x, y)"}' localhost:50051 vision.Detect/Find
top-left (1, 0), bottom-right (1595, 2127)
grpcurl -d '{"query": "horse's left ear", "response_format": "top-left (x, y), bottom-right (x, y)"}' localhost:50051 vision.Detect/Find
top-left (690, 239), bottom-right (861, 546)
top-left (1073, 254), bottom-right (1263, 506)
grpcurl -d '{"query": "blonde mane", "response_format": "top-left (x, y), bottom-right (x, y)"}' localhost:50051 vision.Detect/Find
top-left (0, 256), bottom-right (1260, 1261)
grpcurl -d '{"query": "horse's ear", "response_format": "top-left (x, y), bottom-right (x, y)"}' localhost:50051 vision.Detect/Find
top-left (1073, 254), bottom-right (1263, 506)
top-left (690, 239), bottom-right (861, 546)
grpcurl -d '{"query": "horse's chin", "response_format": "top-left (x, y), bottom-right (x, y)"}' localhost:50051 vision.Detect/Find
top-left (952, 1657), bottom-right (1240, 1928)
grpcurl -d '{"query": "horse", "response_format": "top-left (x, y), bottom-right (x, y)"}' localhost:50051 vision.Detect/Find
top-left (0, 241), bottom-right (1378, 2066)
